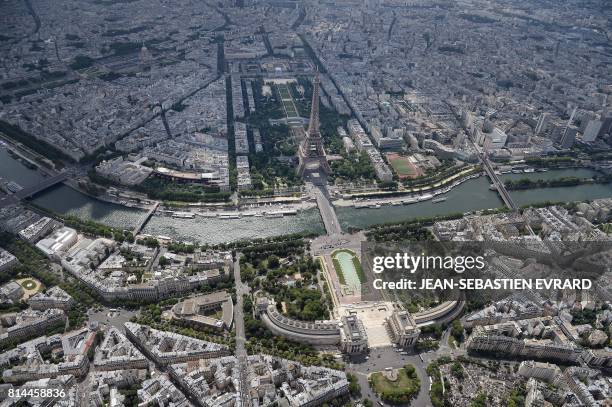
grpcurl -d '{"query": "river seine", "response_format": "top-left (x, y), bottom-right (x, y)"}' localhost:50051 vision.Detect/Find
top-left (1, 148), bottom-right (610, 244)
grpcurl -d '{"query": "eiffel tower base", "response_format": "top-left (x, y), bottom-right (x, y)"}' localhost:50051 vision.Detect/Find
top-left (297, 155), bottom-right (331, 177)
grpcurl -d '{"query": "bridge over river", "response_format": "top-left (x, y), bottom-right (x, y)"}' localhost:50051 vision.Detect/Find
top-left (1, 172), bottom-right (68, 209)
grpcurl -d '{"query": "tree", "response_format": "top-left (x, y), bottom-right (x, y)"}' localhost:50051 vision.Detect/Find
top-left (302, 300), bottom-right (328, 321)
top-left (471, 393), bottom-right (487, 407)
top-left (70, 54), bottom-right (94, 70)
top-left (450, 362), bottom-right (464, 379)
top-left (451, 319), bottom-right (464, 343)
top-left (137, 236), bottom-right (159, 248)
top-left (243, 296), bottom-right (253, 313)
top-left (267, 255), bottom-right (280, 269)
top-left (347, 373), bottom-right (361, 396)
top-left (403, 364), bottom-right (417, 379)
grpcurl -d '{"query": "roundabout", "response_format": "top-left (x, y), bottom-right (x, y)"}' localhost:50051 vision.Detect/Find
top-left (369, 364), bottom-right (421, 405)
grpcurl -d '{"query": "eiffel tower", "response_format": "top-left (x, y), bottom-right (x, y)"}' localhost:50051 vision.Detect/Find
top-left (296, 70), bottom-right (331, 177)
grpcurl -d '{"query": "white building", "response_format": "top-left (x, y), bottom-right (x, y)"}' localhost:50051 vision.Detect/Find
top-left (0, 308), bottom-right (67, 346)
top-left (234, 122), bottom-right (249, 154)
top-left (483, 127), bottom-right (508, 150)
top-left (339, 315), bottom-right (368, 355)
top-left (370, 125), bottom-right (404, 150)
top-left (386, 310), bottom-right (420, 348)
top-left (28, 286), bottom-right (75, 311)
top-left (95, 157), bottom-right (153, 186)
top-left (236, 155), bottom-right (252, 190)
top-left (18, 217), bottom-right (55, 243)
top-left (582, 120), bottom-right (602, 143)
top-left (518, 360), bottom-right (561, 383)
top-left (0, 281), bottom-right (23, 304)
top-left (36, 227), bottom-right (78, 260)
top-left (0, 249), bottom-right (18, 272)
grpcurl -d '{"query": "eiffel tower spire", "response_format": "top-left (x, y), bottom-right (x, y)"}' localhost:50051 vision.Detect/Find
top-left (307, 70), bottom-right (320, 138)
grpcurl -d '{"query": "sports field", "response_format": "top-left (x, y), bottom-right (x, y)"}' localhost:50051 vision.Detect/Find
top-left (386, 153), bottom-right (421, 179)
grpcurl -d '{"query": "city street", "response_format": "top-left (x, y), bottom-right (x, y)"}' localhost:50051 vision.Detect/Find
top-left (88, 306), bottom-right (139, 331)
top-left (233, 253), bottom-right (251, 407)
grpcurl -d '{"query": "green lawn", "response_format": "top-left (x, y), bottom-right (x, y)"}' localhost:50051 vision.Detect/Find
top-left (277, 85), bottom-right (292, 99)
top-left (370, 366), bottom-right (420, 405)
top-left (352, 255), bottom-right (365, 283)
top-left (20, 279), bottom-right (38, 290)
top-left (276, 84), bottom-right (300, 118)
top-left (599, 223), bottom-right (612, 234)
top-left (282, 100), bottom-right (298, 117)
top-left (332, 256), bottom-right (346, 285)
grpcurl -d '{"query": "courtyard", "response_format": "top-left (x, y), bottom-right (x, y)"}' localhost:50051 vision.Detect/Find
top-left (340, 302), bottom-right (396, 348)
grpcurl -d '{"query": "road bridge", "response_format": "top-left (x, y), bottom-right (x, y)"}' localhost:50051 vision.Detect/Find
top-left (132, 202), bottom-right (159, 235)
top-left (314, 185), bottom-right (342, 235)
top-left (0, 172), bottom-right (68, 209)
top-left (14, 172), bottom-right (68, 200)
top-left (480, 153), bottom-right (518, 211)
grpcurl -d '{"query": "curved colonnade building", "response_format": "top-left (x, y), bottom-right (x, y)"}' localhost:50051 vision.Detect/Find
top-left (255, 296), bottom-right (463, 354)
